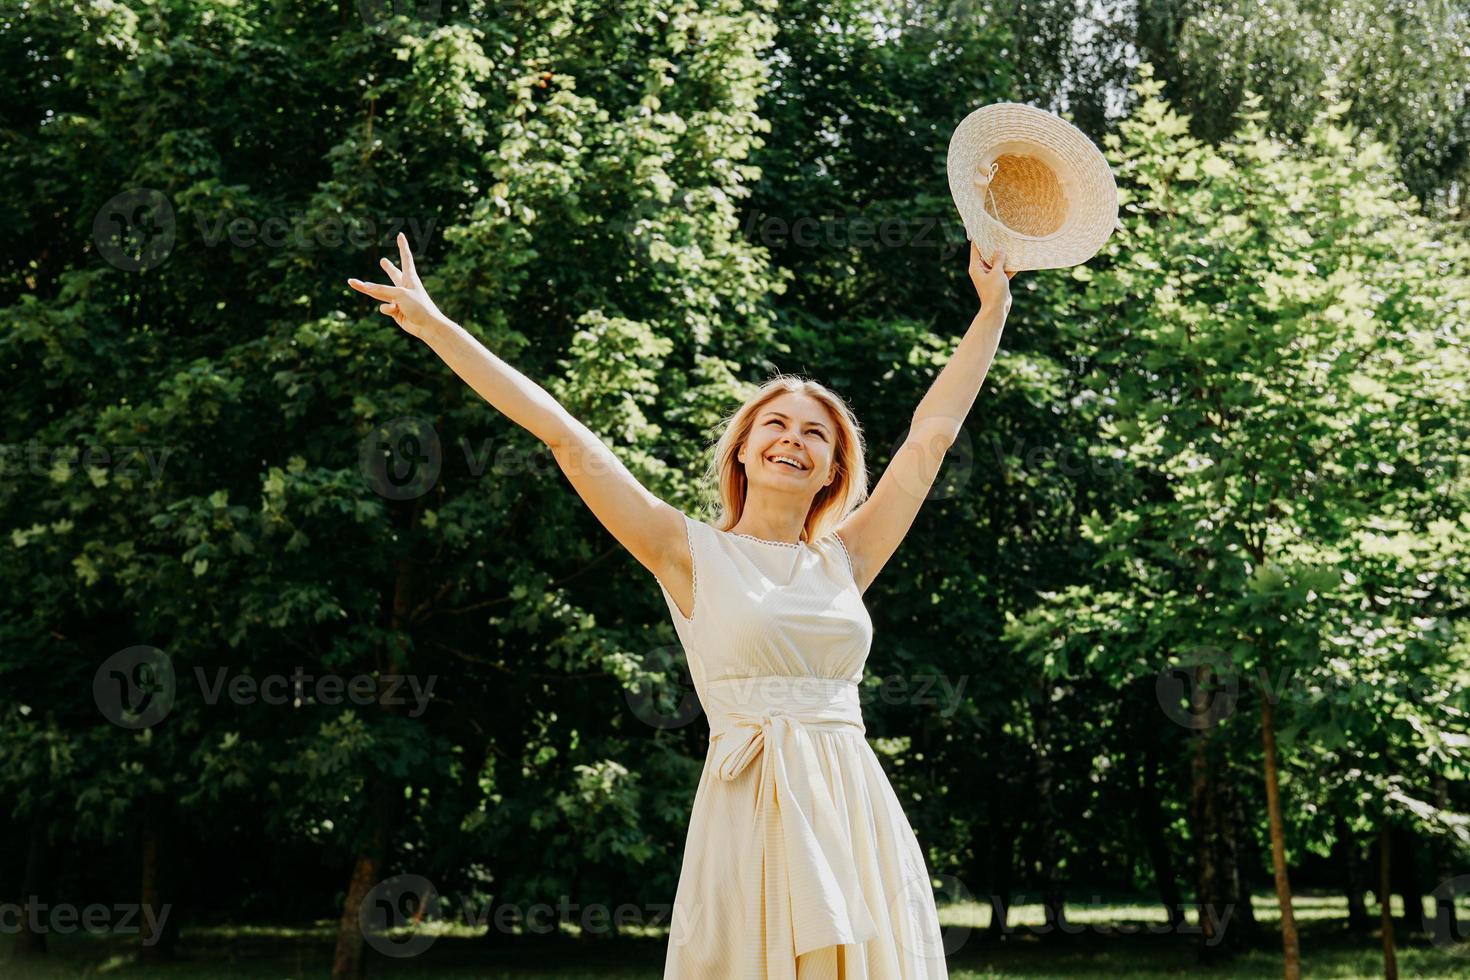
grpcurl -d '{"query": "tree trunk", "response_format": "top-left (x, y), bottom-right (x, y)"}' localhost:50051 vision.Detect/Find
top-left (1379, 825), bottom-right (1398, 980)
top-left (1031, 679), bottom-right (1067, 938)
top-left (330, 773), bottom-right (401, 980)
top-left (1220, 772), bottom-right (1258, 942)
top-left (1260, 694), bottom-right (1300, 980)
top-left (1139, 736), bottom-right (1185, 931)
top-left (13, 815), bottom-right (49, 957)
top-left (985, 813), bottom-right (1016, 940)
top-left (1390, 826), bottom-right (1426, 934)
top-left (332, 506), bottom-right (419, 979)
top-left (1337, 814), bottom-right (1371, 933)
top-left (1429, 774), bottom-right (1456, 943)
top-left (1189, 675), bottom-right (1233, 961)
top-left (139, 795), bottom-right (180, 960)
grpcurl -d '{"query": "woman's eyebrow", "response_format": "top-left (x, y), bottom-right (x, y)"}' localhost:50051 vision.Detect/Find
top-left (763, 411), bottom-right (831, 434)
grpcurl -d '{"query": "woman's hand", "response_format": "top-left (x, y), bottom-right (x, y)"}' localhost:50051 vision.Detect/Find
top-left (347, 232), bottom-right (448, 340)
top-left (968, 240), bottom-right (1015, 316)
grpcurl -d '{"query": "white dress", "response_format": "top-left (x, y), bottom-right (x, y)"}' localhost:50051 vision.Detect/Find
top-left (655, 512), bottom-right (949, 979)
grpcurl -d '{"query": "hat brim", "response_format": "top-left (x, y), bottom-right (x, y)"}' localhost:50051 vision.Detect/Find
top-left (947, 102), bottom-right (1119, 272)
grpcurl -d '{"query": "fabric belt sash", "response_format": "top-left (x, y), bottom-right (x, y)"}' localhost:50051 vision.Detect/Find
top-left (706, 675), bottom-right (879, 957)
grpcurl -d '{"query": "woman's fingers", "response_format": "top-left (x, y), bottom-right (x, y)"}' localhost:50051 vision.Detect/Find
top-left (379, 256), bottom-right (404, 286)
top-left (347, 277), bottom-right (400, 302)
top-left (379, 302), bottom-right (399, 316)
top-left (397, 232), bottom-right (417, 284)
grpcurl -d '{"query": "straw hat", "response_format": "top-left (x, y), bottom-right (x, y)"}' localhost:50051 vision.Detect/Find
top-left (946, 102), bottom-right (1122, 272)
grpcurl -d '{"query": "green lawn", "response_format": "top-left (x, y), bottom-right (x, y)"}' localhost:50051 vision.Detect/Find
top-left (4, 892), bottom-right (1467, 978)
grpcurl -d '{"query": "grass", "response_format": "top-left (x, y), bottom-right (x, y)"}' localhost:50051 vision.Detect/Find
top-left (3, 891), bottom-right (1468, 978)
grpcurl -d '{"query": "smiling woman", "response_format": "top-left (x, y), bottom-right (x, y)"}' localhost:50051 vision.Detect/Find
top-left (348, 228), bottom-right (1015, 978)
top-left (720, 384), bottom-right (862, 544)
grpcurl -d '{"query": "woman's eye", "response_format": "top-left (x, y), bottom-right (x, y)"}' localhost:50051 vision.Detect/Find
top-left (807, 430), bottom-right (825, 439)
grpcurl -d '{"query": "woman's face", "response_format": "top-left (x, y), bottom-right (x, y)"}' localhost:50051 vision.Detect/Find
top-left (738, 392), bottom-right (838, 496)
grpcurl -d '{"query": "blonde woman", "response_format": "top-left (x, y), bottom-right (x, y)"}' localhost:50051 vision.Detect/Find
top-left (349, 233), bottom-right (1015, 978)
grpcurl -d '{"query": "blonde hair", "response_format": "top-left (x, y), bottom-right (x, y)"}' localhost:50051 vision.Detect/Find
top-left (698, 374), bottom-right (869, 543)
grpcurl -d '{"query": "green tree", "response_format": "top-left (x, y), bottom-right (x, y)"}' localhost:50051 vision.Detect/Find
top-left (2, 2), bottom-right (784, 975)
top-left (1008, 63), bottom-right (1470, 975)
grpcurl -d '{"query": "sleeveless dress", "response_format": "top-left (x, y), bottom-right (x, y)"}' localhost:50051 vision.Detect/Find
top-left (655, 511), bottom-right (949, 980)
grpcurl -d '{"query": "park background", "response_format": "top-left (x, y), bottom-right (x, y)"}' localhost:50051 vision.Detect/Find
top-left (3, 1), bottom-right (1470, 977)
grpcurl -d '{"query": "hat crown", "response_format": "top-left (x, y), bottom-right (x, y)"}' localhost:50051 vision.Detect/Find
top-left (947, 102), bottom-right (1118, 271)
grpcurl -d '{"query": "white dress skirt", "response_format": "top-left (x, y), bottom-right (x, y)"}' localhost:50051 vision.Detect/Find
top-left (655, 512), bottom-right (949, 979)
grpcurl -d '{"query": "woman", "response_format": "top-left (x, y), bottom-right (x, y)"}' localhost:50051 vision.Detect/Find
top-left (349, 232), bottom-right (1014, 978)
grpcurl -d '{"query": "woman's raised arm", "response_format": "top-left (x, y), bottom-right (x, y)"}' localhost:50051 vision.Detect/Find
top-left (347, 234), bottom-right (691, 610)
top-left (833, 242), bottom-right (1016, 594)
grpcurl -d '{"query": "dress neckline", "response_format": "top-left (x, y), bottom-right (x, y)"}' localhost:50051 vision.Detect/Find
top-left (722, 528), bottom-right (807, 549)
